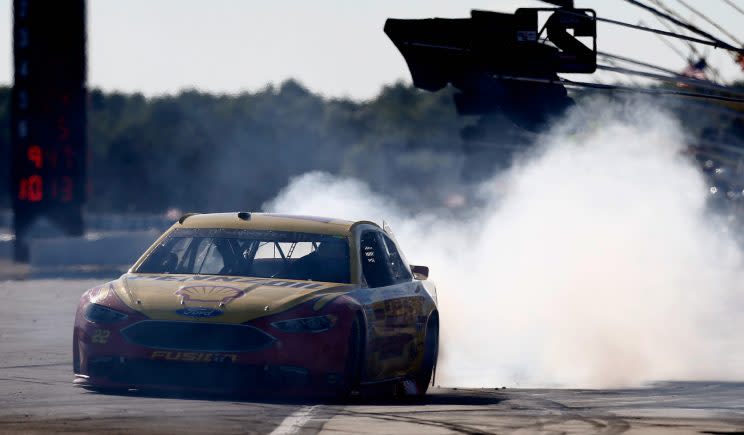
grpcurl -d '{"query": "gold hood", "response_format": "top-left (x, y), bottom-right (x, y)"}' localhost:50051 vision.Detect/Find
top-left (110, 273), bottom-right (356, 323)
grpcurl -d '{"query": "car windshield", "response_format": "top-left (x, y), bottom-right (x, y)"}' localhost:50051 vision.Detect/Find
top-left (136, 228), bottom-right (351, 283)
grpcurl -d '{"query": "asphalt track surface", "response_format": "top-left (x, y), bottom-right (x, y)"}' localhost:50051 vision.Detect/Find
top-left (1, 279), bottom-right (744, 434)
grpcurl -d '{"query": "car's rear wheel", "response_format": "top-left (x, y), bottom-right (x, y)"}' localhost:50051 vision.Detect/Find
top-left (413, 312), bottom-right (439, 396)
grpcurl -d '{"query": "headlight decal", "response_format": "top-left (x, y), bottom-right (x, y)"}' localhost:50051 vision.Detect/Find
top-left (271, 315), bottom-right (337, 333)
top-left (83, 303), bottom-right (128, 324)
top-left (87, 284), bottom-right (111, 304)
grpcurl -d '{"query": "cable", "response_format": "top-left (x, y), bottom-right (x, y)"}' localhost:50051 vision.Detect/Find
top-left (721, 0), bottom-right (744, 18)
top-left (598, 50), bottom-right (684, 76)
top-left (595, 52), bottom-right (724, 93)
top-left (645, 0), bottom-right (725, 81)
top-left (646, 0), bottom-right (701, 56)
top-left (640, 19), bottom-right (695, 61)
top-left (645, 10), bottom-right (725, 80)
top-left (556, 9), bottom-right (744, 55)
top-left (644, 1), bottom-right (728, 76)
top-left (674, 0), bottom-right (742, 46)
top-left (601, 58), bottom-right (643, 86)
top-left (597, 16), bottom-right (741, 53)
top-left (621, 0), bottom-right (740, 52)
top-left (572, 88), bottom-right (742, 119)
top-left (562, 78), bottom-right (744, 103)
top-left (595, 64), bottom-right (744, 97)
top-left (489, 73), bottom-right (744, 103)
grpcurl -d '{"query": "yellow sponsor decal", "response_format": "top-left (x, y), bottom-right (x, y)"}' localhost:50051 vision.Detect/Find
top-left (150, 351), bottom-right (238, 363)
top-left (312, 292), bottom-right (345, 311)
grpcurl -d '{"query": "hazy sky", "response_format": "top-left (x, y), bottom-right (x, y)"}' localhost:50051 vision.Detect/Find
top-left (0, 0), bottom-right (742, 99)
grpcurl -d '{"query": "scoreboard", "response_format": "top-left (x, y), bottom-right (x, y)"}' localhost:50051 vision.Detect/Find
top-left (11, 0), bottom-right (87, 260)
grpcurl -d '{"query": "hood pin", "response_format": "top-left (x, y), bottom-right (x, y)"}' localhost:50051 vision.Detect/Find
top-left (264, 305), bottom-right (270, 312)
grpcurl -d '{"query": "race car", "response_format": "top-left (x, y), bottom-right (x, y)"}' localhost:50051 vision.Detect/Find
top-left (73, 212), bottom-right (439, 397)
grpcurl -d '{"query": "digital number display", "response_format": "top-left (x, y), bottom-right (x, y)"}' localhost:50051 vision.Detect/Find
top-left (11, 0), bottom-right (86, 209)
top-left (13, 91), bottom-right (83, 205)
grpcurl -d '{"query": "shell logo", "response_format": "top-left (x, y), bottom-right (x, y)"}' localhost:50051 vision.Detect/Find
top-left (174, 285), bottom-right (246, 318)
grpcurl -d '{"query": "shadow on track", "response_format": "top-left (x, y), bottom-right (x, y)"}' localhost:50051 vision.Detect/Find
top-left (77, 384), bottom-right (505, 407)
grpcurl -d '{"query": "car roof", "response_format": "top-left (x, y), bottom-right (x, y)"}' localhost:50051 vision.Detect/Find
top-left (177, 212), bottom-right (365, 236)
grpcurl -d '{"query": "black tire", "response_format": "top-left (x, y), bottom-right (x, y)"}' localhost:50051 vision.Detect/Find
top-left (340, 315), bottom-right (363, 398)
top-left (413, 313), bottom-right (439, 396)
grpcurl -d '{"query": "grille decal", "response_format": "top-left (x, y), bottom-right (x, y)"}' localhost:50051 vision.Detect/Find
top-left (121, 320), bottom-right (276, 352)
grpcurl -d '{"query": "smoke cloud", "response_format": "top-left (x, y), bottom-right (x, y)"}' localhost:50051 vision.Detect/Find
top-left (263, 98), bottom-right (744, 388)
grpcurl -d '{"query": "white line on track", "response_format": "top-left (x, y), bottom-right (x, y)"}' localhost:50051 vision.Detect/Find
top-left (269, 405), bottom-right (320, 435)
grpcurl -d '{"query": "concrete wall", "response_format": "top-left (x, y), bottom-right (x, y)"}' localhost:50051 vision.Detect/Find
top-left (29, 230), bottom-right (161, 268)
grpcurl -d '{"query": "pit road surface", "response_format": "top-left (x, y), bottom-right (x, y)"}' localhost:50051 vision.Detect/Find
top-left (1, 278), bottom-right (744, 434)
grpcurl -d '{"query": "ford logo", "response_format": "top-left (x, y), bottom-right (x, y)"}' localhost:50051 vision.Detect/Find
top-left (176, 307), bottom-right (223, 318)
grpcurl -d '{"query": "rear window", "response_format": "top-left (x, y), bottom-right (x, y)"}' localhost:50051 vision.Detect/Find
top-left (136, 228), bottom-right (350, 283)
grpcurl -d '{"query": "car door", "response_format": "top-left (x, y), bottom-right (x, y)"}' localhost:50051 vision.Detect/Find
top-left (358, 230), bottom-right (424, 381)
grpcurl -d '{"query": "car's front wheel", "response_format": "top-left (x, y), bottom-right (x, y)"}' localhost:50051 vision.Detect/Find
top-left (339, 315), bottom-right (363, 398)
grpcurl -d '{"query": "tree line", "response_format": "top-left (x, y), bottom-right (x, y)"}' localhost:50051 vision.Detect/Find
top-left (0, 81), bottom-right (465, 213)
top-left (0, 80), bottom-right (741, 214)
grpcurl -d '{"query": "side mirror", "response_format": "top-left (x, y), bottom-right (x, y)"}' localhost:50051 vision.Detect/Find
top-left (410, 265), bottom-right (429, 280)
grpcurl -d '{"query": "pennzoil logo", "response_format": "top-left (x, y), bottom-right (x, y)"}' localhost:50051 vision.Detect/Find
top-left (174, 285), bottom-right (245, 318)
top-left (151, 351), bottom-right (237, 363)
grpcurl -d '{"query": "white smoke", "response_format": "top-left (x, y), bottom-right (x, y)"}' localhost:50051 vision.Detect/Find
top-left (262, 99), bottom-right (744, 388)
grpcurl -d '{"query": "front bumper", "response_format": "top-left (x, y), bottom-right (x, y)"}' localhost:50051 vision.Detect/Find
top-left (73, 305), bottom-right (354, 394)
top-left (76, 357), bottom-right (326, 392)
